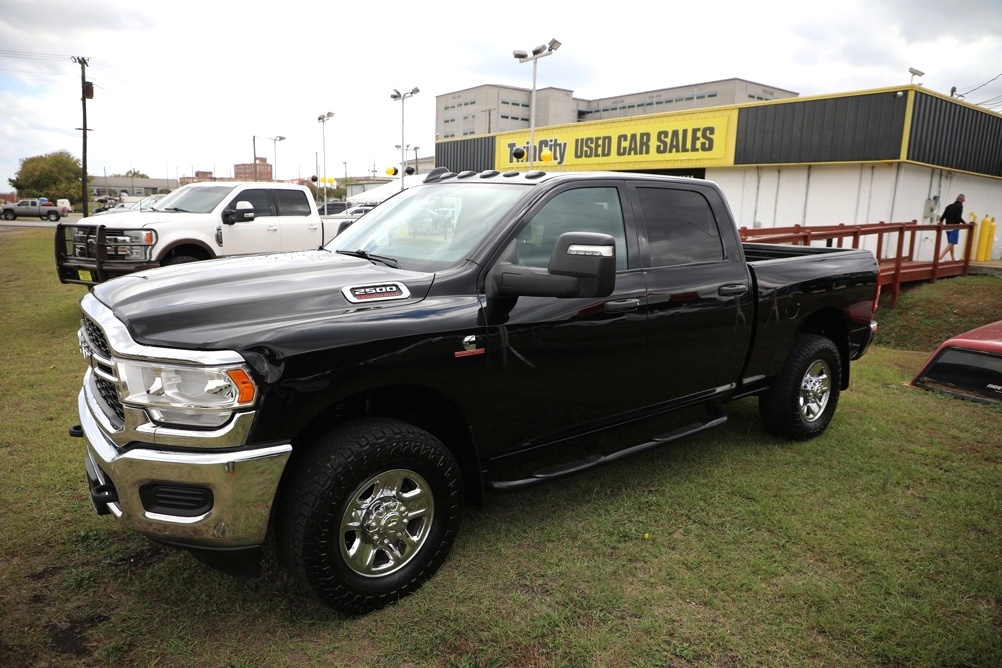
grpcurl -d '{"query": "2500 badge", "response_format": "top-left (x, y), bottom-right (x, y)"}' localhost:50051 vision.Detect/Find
top-left (342, 282), bottom-right (411, 303)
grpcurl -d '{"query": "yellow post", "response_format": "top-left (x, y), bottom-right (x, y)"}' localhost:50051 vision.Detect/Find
top-left (986, 217), bottom-right (997, 261)
top-left (976, 214), bottom-right (993, 261)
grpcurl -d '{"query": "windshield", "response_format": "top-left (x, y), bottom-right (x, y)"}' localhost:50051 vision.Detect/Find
top-left (329, 182), bottom-right (530, 271)
top-left (152, 185), bottom-right (236, 213)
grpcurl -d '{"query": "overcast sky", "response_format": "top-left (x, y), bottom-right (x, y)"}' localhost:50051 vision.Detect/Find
top-left (1, 0), bottom-right (1000, 193)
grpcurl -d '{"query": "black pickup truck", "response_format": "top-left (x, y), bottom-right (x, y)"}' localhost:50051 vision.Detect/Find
top-left (72, 168), bottom-right (879, 613)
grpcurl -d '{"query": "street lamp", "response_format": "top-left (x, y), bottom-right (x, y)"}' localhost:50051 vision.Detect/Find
top-left (270, 135), bottom-right (286, 181)
top-left (513, 38), bottom-right (560, 169)
top-left (391, 87), bottom-right (419, 190)
top-left (317, 112), bottom-right (333, 204)
top-left (412, 145), bottom-right (420, 174)
top-left (909, 67), bottom-right (925, 85)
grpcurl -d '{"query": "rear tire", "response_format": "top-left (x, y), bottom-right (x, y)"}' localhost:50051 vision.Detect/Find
top-left (759, 334), bottom-right (842, 440)
top-left (46, 210), bottom-right (60, 222)
top-left (278, 418), bottom-right (463, 614)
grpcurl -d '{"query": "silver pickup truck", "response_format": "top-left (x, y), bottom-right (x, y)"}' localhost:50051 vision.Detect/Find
top-left (2, 199), bottom-right (62, 221)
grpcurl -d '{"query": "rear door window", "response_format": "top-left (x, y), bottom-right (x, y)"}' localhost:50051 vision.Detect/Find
top-left (275, 189), bottom-right (312, 216)
top-left (636, 188), bottom-right (723, 267)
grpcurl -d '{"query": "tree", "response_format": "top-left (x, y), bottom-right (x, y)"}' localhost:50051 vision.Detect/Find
top-left (8, 151), bottom-right (83, 202)
top-left (110, 169), bottom-right (149, 178)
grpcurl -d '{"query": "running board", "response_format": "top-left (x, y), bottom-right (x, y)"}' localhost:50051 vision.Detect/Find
top-left (486, 405), bottom-right (727, 491)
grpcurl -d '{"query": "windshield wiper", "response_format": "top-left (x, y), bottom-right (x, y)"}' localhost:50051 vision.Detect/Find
top-left (162, 207), bottom-right (189, 212)
top-left (336, 249), bottom-right (400, 268)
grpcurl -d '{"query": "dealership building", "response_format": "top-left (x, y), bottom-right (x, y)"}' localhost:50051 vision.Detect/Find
top-left (434, 79), bottom-right (1002, 260)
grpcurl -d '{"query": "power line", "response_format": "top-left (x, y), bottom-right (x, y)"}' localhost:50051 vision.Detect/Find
top-left (960, 71), bottom-right (1002, 97)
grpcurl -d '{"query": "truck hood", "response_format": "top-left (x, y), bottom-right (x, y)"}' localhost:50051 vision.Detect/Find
top-left (83, 210), bottom-right (207, 226)
top-left (92, 250), bottom-right (435, 351)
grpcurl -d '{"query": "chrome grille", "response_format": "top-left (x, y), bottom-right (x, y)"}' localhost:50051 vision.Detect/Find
top-left (80, 315), bottom-right (124, 428)
top-left (82, 316), bottom-right (111, 357)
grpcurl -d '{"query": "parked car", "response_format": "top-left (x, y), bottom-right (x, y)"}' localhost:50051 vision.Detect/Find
top-left (317, 201), bottom-right (348, 215)
top-left (57, 199), bottom-right (73, 215)
top-left (911, 321), bottom-right (1002, 404)
top-left (93, 195), bottom-right (162, 215)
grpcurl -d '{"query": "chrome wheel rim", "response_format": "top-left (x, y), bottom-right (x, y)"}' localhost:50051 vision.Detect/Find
top-left (339, 468), bottom-right (434, 577)
top-left (799, 359), bottom-right (831, 422)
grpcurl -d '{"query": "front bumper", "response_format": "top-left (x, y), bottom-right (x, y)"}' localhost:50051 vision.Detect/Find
top-left (78, 387), bottom-right (291, 561)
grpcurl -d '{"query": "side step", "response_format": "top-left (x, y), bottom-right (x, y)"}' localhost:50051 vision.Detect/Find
top-left (486, 404), bottom-right (727, 491)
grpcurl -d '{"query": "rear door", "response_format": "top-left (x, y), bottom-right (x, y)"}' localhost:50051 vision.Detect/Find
top-left (628, 182), bottom-right (754, 407)
top-left (273, 188), bottom-right (324, 250)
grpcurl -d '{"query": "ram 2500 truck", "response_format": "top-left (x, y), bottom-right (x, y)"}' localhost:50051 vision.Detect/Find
top-left (55, 181), bottom-right (331, 285)
top-left (71, 168), bottom-right (879, 614)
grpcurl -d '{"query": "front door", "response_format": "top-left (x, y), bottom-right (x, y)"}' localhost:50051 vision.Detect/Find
top-left (479, 183), bottom-right (647, 461)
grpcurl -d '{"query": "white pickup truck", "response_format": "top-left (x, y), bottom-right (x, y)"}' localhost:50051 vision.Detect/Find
top-left (56, 182), bottom-right (333, 286)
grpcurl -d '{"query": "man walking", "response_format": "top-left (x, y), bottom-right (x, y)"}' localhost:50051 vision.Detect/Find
top-left (939, 194), bottom-right (965, 261)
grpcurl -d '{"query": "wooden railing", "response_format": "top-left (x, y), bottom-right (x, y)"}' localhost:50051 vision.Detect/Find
top-left (738, 220), bottom-right (977, 306)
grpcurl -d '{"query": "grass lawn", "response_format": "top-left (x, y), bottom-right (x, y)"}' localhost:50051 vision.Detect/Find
top-left (1, 227), bottom-right (1000, 667)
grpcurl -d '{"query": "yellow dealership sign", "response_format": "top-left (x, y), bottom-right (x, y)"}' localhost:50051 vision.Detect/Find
top-left (495, 109), bottom-right (736, 171)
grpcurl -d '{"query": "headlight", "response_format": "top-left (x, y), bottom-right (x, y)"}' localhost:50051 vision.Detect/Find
top-left (116, 360), bottom-right (256, 428)
top-left (105, 229), bottom-right (157, 260)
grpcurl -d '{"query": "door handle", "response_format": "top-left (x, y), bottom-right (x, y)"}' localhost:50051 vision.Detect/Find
top-left (718, 284), bottom-right (748, 297)
top-left (267, 226), bottom-right (279, 232)
top-left (605, 299), bottom-right (640, 313)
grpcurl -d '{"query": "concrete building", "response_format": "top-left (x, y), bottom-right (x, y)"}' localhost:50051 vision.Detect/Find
top-left (88, 176), bottom-right (177, 198)
top-left (436, 78), bottom-right (798, 139)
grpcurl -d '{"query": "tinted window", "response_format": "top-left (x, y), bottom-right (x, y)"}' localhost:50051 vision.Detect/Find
top-left (515, 187), bottom-right (627, 270)
top-left (638, 188), bottom-right (723, 267)
top-left (275, 189), bottom-right (311, 216)
top-left (230, 189), bottom-right (273, 217)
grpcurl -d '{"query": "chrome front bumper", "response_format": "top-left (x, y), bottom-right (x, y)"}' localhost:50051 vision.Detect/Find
top-left (79, 388), bottom-right (291, 549)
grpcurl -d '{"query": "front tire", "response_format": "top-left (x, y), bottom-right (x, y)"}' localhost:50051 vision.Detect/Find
top-left (759, 334), bottom-right (842, 440)
top-left (1, 211), bottom-right (14, 220)
top-left (278, 418), bottom-right (463, 614)
top-left (161, 254), bottom-right (199, 266)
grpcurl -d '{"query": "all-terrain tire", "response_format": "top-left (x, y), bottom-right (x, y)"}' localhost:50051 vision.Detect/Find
top-left (759, 334), bottom-right (842, 440)
top-left (278, 417), bottom-right (463, 614)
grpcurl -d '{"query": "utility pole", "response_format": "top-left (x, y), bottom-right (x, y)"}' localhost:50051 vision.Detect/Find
top-left (72, 56), bottom-right (90, 216)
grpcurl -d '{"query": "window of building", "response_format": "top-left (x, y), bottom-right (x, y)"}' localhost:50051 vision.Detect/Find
top-left (636, 188), bottom-right (723, 267)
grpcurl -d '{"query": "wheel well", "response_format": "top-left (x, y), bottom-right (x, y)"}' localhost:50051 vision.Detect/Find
top-left (798, 307), bottom-right (851, 389)
top-left (160, 243), bottom-right (212, 262)
top-left (290, 384), bottom-right (484, 506)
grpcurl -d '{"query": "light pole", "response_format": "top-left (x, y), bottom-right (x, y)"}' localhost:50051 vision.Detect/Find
top-left (270, 135), bottom-right (285, 181)
top-left (391, 87), bottom-right (419, 190)
top-left (513, 38), bottom-right (560, 169)
top-left (317, 112), bottom-right (333, 203)
top-left (412, 145), bottom-right (420, 174)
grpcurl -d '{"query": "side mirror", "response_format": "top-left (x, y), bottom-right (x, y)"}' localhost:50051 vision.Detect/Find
top-left (488, 232), bottom-right (617, 299)
top-left (223, 200), bottom-right (256, 225)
